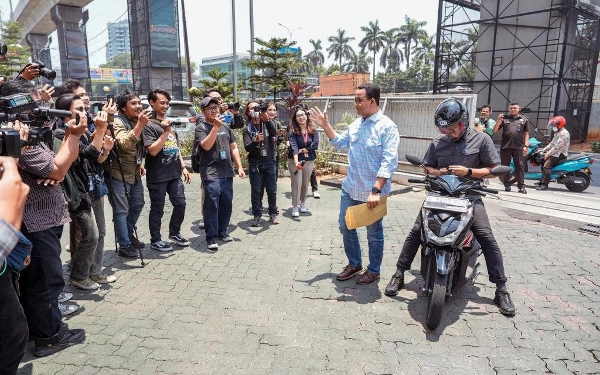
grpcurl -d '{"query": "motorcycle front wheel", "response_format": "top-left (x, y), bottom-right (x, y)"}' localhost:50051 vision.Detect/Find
top-left (565, 171), bottom-right (591, 192)
top-left (426, 272), bottom-right (448, 329)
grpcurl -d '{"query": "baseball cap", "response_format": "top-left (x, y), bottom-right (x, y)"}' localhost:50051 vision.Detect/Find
top-left (200, 97), bottom-right (220, 109)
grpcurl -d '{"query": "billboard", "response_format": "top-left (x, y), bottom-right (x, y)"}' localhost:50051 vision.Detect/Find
top-left (149, 0), bottom-right (179, 68)
top-left (90, 68), bottom-right (133, 83)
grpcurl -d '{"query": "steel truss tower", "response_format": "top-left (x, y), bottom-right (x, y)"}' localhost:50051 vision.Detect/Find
top-left (434, 0), bottom-right (600, 140)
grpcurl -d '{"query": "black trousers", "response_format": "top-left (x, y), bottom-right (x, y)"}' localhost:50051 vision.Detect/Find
top-left (541, 154), bottom-right (566, 185)
top-left (500, 148), bottom-right (525, 188)
top-left (395, 199), bottom-right (508, 285)
top-left (0, 269), bottom-right (28, 375)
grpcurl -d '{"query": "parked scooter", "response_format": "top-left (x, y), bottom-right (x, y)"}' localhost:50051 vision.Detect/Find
top-left (405, 154), bottom-right (510, 329)
top-left (507, 137), bottom-right (594, 192)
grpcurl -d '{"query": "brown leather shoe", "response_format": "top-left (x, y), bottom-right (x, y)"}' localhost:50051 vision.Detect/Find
top-left (356, 270), bottom-right (380, 285)
top-left (336, 265), bottom-right (363, 281)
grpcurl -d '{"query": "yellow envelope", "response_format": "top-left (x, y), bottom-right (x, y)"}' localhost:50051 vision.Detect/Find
top-left (345, 196), bottom-right (388, 229)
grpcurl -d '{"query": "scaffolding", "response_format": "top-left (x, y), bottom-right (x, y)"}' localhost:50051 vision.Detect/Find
top-left (434, 0), bottom-right (600, 141)
top-left (127, 0), bottom-right (183, 98)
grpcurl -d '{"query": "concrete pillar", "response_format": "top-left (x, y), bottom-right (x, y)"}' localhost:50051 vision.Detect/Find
top-left (50, 4), bottom-right (91, 89)
top-left (24, 33), bottom-right (54, 85)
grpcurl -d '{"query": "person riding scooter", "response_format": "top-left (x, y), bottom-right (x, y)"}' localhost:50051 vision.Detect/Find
top-left (536, 116), bottom-right (570, 190)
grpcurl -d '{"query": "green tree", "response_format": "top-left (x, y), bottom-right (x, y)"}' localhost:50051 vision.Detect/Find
top-left (0, 20), bottom-right (30, 78)
top-left (180, 56), bottom-right (198, 74)
top-left (379, 29), bottom-right (404, 73)
top-left (197, 68), bottom-right (235, 100)
top-left (243, 37), bottom-right (304, 101)
top-left (327, 29), bottom-right (355, 69)
top-left (344, 50), bottom-right (372, 73)
top-left (305, 39), bottom-right (325, 74)
top-left (100, 53), bottom-right (132, 69)
top-left (413, 33), bottom-right (436, 67)
top-left (359, 20), bottom-right (387, 79)
top-left (399, 16), bottom-right (428, 70)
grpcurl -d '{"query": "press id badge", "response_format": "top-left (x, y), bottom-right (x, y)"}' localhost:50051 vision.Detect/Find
top-left (219, 150), bottom-right (227, 160)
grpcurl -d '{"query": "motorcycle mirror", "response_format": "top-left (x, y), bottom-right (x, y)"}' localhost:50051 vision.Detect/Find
top-left (491, 165), bottom-right (511, 176)
top-left (521, 107), bottom-right (531, 113)
top-left (405, 154), bottom-right (423, 166)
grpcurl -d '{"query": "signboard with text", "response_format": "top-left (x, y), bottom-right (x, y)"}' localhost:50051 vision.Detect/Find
top-left (90, 68), bottom-right (133, 83)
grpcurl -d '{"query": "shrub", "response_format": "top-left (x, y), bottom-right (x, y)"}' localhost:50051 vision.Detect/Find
top-left (591, 142), bottom-right (600, 153)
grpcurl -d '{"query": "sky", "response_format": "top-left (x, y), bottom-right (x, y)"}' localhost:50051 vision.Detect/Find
top-left (0, 0), bottom-right (440, 70)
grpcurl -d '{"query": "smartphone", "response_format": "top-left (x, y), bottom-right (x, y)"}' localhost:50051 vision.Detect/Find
top-left (75, 113), bottom-right (80, 125)
top-left (106, 94), bottom-right (114, 102)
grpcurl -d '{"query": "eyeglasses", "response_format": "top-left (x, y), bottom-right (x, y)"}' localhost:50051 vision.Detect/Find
top-left (354, 97), bottom-right (371, 104)
top-left (205, 106), bottom-right (220, 112)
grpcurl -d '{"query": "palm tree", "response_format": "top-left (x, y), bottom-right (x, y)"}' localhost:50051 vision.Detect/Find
top-left (327, 29), bottom-right (355, 69)
top-left (305, 39), bottom-right (325, 74)
top-left (344, 50), bottom-right (373, 73)
top-left (413, 33), bottom-right (436, 67)
top-left (379, 29), bottom-right (404, 72)
top-left (359, 20), bottom-right (387, 80)
top-left (399, 16), bottom-right (428, 70)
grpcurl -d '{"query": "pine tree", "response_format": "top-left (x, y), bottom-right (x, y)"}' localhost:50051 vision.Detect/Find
top-left (0, 20), bottom-right (31, 78)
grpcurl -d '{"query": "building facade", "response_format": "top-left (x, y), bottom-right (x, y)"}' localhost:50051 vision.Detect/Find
top-left (106, 19), bottom-right (130, 63)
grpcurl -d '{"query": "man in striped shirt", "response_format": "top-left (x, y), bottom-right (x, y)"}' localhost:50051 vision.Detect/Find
top-left (309, 83), bottom-right (399, 285)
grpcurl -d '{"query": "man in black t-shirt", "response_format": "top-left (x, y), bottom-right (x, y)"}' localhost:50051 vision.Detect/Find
top-left (493, 102), bottom-right (530, 194)
top-left (195, 96), bottom-right (245, 251)
top-left (142, 88), bottom-right (191, 252)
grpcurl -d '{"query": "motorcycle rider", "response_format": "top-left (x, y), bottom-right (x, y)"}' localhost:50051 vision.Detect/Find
top-left (384, 98), bottom-right (516, 317)
top-left (536, 116), bottom-right (570, 191)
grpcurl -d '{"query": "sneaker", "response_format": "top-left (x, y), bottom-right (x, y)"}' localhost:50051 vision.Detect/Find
top-left (312, 190), bottom-right (321, 199)
top-left (169, 234), bottom-right (191, 247)
top-left (536, 184), bottom-right (548, 190)
top-left (34, 327), bottom-right (85, 357)
top-left (207, 240), bottom-right (218, 252)
top-left (494, 290), bottom-right (516, 316)
top-left (518, 187), bottom-right (527, 194)
top-left (58, 292), bottom-right (73, 303)
top-left (59, 303), bottom-right (78, 316)
top-left (198, 221), bottom-right (205, 229)
top-left (269, 214), bottom-right (279, 225)
top-left (89, 274), bottom-right (117, 284)
top-left (292, 207), bottom-right (300, 218)
top-left (129, 236), bottom-right (146, 249)
top-left (118, 245), bottom-right (139, 258)
top-left (384, 271), bottom-right (405, 296)
top-left (69, 277), bottom-right (100, 291)
top-left (504, 184), bottom-right (511, 192)
top-left (299, 203), bottom-right (308, 213)
top-left (218, 234), bottom-right (234, 242)
top-left (250, 216), bottom-right (262, 227)
top-left (151, 240), bottom-right (173, 252)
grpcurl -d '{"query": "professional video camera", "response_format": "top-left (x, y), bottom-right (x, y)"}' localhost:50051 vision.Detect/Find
top-left (0, 93), bottom-right (71, 157)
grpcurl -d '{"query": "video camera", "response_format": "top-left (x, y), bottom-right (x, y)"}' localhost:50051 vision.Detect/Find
top-left (0, 93), bottom-right (71, 157)
top-left (227, 102), bottom-right (241, 111)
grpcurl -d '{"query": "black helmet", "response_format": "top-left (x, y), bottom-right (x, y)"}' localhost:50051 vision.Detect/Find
top-left (434, 98), bottom-right (468, 127)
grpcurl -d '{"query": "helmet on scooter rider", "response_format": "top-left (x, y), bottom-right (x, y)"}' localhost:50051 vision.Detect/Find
top-left (434, 98), bottom-right (469, 134)
top-left (548, 116), bottom-right (566, 130)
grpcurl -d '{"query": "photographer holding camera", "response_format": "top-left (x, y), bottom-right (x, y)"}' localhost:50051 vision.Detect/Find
top-left (243, 100), bottom-right (279, 226)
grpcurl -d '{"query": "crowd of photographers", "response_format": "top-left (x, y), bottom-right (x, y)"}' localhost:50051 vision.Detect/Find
top-left (0, 58), bottom-right (321, 373)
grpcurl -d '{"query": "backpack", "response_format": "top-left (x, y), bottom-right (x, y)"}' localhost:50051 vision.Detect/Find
top-left (52, 136), bottom-right (81, 211)
top-left (191, 140), bottom-right (202, 173)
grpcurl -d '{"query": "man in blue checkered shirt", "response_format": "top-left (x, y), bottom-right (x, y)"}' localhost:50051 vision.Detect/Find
top-left (309, 83), bottom-right (399, 285)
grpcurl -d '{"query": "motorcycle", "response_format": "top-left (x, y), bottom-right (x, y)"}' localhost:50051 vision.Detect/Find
top-left (507, 137), bottom-right (594, 192)
top-left (405, 154), bottom-right (510, 329)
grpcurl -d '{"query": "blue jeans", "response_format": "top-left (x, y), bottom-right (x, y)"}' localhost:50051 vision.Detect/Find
top-left (107, 177), bottom-right (144, 247)
top-left (90, 197), bottom-right (106, 276)
top-left (249, 162), bottom-right (277, 216)
top-left (19, 225), bottom-right (65, 340)
top-left (147, 178), bottom-right (186, 243)
top-left (203, 177), bottom-right (234, 242)
top-left (338, 189), bottom-right (384, 274)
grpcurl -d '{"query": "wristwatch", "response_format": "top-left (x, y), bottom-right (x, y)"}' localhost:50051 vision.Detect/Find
top-left (466, 168), bottom-right (472, 176)
top-left (371, 186), bottom-right (381, 194)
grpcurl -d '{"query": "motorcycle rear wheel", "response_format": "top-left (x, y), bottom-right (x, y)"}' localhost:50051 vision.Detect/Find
top-left (565, 171), bottom-right (591, 192)
top-left (426, 272), bottom-right (448, 329)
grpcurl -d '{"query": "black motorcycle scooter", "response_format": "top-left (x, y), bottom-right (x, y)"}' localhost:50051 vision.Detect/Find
top-left (405, 154), bottom-right (510, 329)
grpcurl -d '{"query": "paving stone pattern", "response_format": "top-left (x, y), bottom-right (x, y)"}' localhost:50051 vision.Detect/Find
top-left (18, 175), bottom-right (600, 374)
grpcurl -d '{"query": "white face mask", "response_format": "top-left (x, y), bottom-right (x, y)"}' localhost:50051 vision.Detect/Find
top-left (552, 126), bottom-right (559, 132)
top-left (250, 111), bottom-right (260, 119)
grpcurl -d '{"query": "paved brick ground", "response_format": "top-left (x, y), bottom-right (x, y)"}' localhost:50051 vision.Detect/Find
top-left (17, 174), bottom-right (600, 374)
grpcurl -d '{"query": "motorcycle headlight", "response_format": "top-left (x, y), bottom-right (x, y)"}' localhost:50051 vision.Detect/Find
top-left (422, 206), bottom-right (473, 246)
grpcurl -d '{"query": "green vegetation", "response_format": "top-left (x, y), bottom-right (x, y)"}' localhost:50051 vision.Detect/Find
top-left (591, 142), bottom-right (600, 153)
top-left (0, 20), bottom-right (31, 78)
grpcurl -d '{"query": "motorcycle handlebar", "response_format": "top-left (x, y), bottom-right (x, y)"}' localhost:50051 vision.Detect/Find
top-left (408, 178), bottom-right (426, 184)
top-left (476, 186), bottom-right (499, 194)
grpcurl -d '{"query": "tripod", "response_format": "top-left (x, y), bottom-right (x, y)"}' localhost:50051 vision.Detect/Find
top-left (106, 119), bottom-right (146, 267)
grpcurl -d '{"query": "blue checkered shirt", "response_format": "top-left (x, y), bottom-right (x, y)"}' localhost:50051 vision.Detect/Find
top-left (0, 219), bottom-right (19, 263)
top-left (330, 111), bottom-right (399, 201)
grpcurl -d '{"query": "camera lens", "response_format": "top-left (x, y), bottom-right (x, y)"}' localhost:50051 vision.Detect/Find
top-left (39, 68), bottom-right (56, 80)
